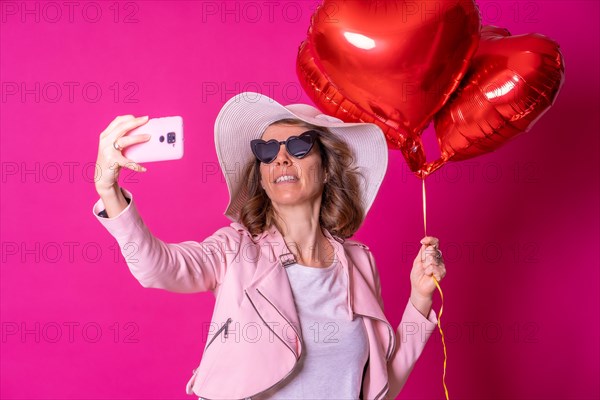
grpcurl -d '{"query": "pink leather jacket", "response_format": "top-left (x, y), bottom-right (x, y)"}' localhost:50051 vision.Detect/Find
top-left (93, 188), bottom-right (438, 400)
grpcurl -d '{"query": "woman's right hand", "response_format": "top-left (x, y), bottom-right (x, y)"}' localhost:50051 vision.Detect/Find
top-left (95, 115), bottom-right (152, 195)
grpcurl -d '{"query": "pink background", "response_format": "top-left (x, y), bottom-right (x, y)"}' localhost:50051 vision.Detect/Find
top-left (1, 1), bottom-right (598, 399)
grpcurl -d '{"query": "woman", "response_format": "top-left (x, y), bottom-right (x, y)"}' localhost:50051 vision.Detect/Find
top-left (93, 92), bottom-right (446, 400)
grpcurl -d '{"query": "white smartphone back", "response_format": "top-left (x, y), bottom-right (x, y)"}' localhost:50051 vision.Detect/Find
top-left (123, 116), bottom-right (184, 163)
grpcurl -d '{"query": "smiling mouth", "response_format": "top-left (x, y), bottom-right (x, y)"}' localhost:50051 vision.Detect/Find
top-left (274, 175), bottom-right (298, 184)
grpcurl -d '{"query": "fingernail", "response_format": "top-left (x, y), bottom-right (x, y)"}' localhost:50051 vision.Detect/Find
top-left (141, 166), bottom-right (147, 171)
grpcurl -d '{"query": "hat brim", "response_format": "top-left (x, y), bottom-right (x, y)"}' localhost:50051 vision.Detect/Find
top-left (214, 92), bottom-right (389, 224)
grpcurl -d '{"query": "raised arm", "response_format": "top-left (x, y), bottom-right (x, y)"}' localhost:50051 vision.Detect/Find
top-left (365, 250), bottom-right (438, 399)
top-left (93, 187), bottom-right (241, 293)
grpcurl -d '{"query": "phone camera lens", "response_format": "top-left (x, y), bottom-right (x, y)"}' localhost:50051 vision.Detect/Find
top-left (167, 132), bottom-right (176, 144)
top-left (159, 136), bottom-right (165, 143)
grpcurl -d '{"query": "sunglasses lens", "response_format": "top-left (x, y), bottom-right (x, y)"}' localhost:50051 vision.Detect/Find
top-left (253, 141), bottom-right (279, 163)
top-left (252, 131), bottom-right (318, 163)
top-left (287, 132), bottom-right (315, 158)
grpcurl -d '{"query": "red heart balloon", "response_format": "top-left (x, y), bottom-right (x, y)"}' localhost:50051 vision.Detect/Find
top-left (425, 25), bottom-right (565, 176)
top-left (297, 0), bottom-right (481, 176)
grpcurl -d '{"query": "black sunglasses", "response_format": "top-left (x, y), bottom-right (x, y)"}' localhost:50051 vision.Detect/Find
top-left (250, 130), bottom-right (320, 164)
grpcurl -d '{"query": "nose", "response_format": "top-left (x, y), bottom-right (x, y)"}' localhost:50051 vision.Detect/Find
top-left (273, 143), bottom-right (292, 165)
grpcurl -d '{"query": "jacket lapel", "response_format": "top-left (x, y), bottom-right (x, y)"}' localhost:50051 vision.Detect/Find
top-left (242, 225), bottom-right (303, 359)
top-left (349, 258), bottom-right (390, 325)
top-left (243, 224), bottom-right (395, 368)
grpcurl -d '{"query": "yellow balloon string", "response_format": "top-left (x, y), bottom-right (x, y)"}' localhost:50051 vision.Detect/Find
top-left (422, 178), bottom-right (450, 400)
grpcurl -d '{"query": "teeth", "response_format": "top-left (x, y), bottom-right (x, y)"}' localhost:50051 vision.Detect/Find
top-left (275, 175), bottom-right (297, 183)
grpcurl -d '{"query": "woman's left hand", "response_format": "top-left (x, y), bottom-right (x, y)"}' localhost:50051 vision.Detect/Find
top-left (410, 236), bottom-right (447, 300)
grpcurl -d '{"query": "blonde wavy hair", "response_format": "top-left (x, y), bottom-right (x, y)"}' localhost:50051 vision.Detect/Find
top-left (239, 119), bottom-right (366, 239)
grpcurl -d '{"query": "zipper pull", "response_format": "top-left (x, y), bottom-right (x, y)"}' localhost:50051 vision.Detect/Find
top-left (224, 318), bottom-right (232, 338)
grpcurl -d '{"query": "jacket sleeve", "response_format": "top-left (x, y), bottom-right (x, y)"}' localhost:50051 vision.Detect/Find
top-left (92, 187), bottom-right (241, 293)
top-left (366, 250), bottom-right (438, 400)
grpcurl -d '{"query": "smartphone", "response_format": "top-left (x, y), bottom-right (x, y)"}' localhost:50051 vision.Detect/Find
top-left (122, 116), bottom-right (184, 163)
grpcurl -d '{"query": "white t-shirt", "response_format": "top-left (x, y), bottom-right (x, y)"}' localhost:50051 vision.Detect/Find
top-left (253, 259), bottom-right (369, 400)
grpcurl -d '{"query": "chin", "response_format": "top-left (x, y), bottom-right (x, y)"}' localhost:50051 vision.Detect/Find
top-left (270, 197), bottom-right (303, 207)
top-left (269, 191), bottom-right (322, 208)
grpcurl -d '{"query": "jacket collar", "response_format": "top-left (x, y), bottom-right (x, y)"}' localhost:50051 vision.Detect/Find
top-left (238, 222), bottom-right (390, 327)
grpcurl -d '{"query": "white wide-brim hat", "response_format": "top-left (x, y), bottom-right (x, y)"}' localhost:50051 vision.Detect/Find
top-left (214, 92), bottom-right (389, 223)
